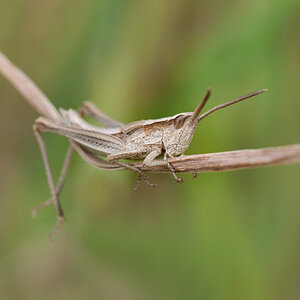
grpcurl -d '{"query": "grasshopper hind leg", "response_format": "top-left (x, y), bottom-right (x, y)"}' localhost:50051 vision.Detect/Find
top-left (33, 123), bottom-right (72, 242)
top-left (31, 145), bottom-right (73, 217)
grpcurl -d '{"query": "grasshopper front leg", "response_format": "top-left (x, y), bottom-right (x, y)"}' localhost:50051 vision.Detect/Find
top-left (164, 152), bottom-right (184, 183)
top-left (143, 149), bottom-right (184, 183)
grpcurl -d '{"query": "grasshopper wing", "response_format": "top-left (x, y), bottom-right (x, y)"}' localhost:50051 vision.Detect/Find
top-left (36, 117), bottom-right (125, 155)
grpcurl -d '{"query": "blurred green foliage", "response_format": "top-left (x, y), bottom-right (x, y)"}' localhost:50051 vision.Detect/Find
top-left (0, 0), bottom-right (300, 299)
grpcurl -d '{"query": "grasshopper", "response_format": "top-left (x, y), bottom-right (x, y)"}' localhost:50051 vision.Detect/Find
top-left (0, 51), bottom-right (267, 239)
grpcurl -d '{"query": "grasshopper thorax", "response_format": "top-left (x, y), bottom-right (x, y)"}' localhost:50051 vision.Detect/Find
top-left (163, 113), bottom-right (199, 157)
top-left (163, 89), bottom-right (211, 157)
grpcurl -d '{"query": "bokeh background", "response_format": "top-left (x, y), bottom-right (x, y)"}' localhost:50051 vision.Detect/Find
top-left (0, 0), bottom-right (300, 299)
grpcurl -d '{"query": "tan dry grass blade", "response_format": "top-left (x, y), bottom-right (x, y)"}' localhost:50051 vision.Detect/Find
top-left (0, 52), bottom-right (61, 122)
top-left (133, 144), bottom-right (300, 173)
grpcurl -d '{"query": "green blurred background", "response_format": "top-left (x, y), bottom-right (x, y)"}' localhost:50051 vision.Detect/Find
top-left (0, 0), bottom-right (300, 299)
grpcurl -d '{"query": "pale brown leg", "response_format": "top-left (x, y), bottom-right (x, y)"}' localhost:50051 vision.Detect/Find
top-left (107, 151), bottom-right (141, 162)
top-left (132, 174), bottom-right (143, 191)
top-left (143, 149), bottom-right (161, 167)
top-left (32, 145), bottom-right (73, 216)
top-left (54, 145), bottom-right (74, 196)
top-left (33, 123), bottom-right (65, 242)
top-left (31, 199), bottom-right (52, 217)
top-left (164, 153), bottom-right (184, 183)
top-left (130, 149), bottom-right (162, 190)
top-left (117, 161), bottom-right (156, 190)
top-left (108, 151), bottom-right (156, 189)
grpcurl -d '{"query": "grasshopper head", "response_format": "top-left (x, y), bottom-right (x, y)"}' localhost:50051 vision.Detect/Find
top-left (164, 89), bottom-right (211, 157)
top-left (164, 88), bottom-right (267, 157)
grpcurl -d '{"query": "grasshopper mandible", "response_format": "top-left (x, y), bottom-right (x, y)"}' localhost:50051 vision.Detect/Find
top-left (0, 51), bottom-right (267, 239)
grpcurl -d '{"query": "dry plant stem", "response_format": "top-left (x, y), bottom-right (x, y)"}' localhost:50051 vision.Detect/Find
top-left (131, 144), bottom-right (300, 174)
top-left (0, 52), bottom-right (61, 122)
top-left (80, 101), bottom-right (124, 128)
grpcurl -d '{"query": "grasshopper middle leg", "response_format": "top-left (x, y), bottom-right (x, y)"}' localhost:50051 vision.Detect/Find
top-left (143, 149), bottom-right (184, 183)
top-left (108, 151), bottom-right (157, 190)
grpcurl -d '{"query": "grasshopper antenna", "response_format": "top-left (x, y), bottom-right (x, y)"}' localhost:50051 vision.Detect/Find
top-left (191, 88), bottom-right (211, 121)
top-left (197, 89), bottom-right (267, 122)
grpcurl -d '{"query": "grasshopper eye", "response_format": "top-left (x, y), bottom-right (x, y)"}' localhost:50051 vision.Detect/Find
top-left (174, 115), bottom-right (188, 129)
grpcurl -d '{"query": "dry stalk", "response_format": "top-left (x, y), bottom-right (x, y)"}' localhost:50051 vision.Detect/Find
top-left (132, 144), bottom-right (300, 174)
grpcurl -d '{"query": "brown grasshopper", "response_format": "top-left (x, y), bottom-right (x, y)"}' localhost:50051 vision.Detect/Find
top-left (0, 51), bottom-right (267, 239)
top-left (50, 87), bottom-right (266, 183)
